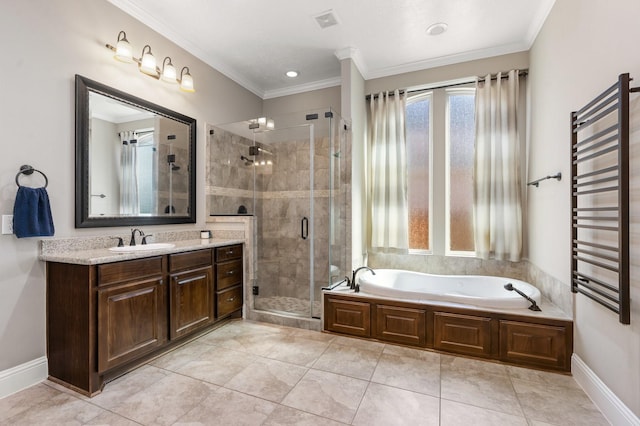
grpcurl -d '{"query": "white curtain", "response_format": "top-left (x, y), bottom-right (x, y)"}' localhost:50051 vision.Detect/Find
top-left (119, 131), bottom-right (139, 215)
top-left (473, 70), bottom-right (523, 261)
top-left (367, 89), bottom-right (409, 252)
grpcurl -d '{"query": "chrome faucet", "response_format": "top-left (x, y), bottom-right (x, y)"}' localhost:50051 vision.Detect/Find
top-left (351, 266), bottom-right (375, 291)
top-left (130, 228), bottom-right (144, 246)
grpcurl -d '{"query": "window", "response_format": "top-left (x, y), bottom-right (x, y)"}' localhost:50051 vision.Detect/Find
top-left (406, 94), bottom-right (431, 250)
top-left (406, 86), bottom-right (476, 254)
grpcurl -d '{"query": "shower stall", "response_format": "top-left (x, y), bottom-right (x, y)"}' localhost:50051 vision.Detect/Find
top-left (210, 108), bottom-right (349, 321)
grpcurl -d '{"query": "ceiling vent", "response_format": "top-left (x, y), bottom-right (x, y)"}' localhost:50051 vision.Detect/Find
top-left (313, 10), bottom-right (339, 29)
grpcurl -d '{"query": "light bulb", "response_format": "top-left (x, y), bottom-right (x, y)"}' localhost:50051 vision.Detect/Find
top-left (114, 31), bottom-right (133, 63)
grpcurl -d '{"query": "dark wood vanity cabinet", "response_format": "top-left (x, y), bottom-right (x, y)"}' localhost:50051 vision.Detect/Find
top-left (46, 244), bottom-right (243, 396)
top-left (214, 245), bottom-right (243, 318)
top-left (169, 250), bottom-right (214, 339)
top-left (97, 257), bottom-right (167, 373)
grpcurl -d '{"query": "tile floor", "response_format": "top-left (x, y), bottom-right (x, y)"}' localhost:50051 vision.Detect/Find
top-left (0, 319), bottom-right (609, 425)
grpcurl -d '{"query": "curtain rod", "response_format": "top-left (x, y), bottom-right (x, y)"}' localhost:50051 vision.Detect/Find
top-left (365, 69), bottom-right (529, 100)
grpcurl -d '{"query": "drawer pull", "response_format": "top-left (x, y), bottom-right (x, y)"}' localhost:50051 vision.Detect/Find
top-left (226, 250), bottom-right (234, 255)
top-left (227, 296), bottom-right (236, 302)
top-left (226, 270), bottom-right (235, 275)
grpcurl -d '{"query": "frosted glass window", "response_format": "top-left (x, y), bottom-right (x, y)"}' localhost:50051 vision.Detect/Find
top-left (447, 91), bottom-right (475, 252)
top-left (406, 95), bottom-right (431, 250)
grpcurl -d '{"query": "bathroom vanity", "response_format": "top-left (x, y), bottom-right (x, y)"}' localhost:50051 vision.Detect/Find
top-left (43, 240), bottom-right (243, 396)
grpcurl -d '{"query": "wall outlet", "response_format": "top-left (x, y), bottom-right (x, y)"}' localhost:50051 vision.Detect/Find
top-left (2, 215), bottom-right (13, 235)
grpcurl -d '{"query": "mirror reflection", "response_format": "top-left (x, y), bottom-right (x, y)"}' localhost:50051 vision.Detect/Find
top-left (76, 75), bottom-right (196, 227)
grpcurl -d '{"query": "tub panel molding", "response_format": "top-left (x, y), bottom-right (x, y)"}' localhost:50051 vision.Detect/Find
top-left (374, 304), bottom-right (426, 346)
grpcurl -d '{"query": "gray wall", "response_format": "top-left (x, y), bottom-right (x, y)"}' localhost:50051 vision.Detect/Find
top-left (0, 0), bottom-right (261, 373)
top-left (529, 0), bottom-right (640, 416)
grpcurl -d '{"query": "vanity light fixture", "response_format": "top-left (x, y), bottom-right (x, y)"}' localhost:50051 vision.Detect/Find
top-left (161, 57), bottom-right (177, 83)
top-left (114, 31), bottom-right (133, 63)
top-left (139, 45), bottom-right (158, 77)
top-left (105, 31), bottom-right (195, 93)
top-left (179, 67), bottom-right (195, 92)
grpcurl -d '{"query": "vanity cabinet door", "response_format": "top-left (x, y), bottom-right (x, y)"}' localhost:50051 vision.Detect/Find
top-left (169, 266), bottom-right (214, 339)
top-left (97, 277), bottom-right (167, 373)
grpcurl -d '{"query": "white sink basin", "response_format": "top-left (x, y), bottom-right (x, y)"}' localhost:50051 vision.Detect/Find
top-left (109, 243), bottom-right (175, 253)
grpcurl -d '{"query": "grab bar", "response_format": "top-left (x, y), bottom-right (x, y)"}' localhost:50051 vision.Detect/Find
top-left (504, 283), bottom-right (541, 311)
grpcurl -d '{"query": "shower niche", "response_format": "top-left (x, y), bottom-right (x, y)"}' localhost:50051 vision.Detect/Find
top-left (209, 108), bottom-right (349, 323)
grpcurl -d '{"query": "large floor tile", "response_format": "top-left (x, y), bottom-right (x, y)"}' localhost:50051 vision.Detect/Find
top-left (507, 365), bottom-right (580, 389)
top-left (440, 398), bottom-right (528, 426)
top-left (176, 345), bottom-right (256, 385)
top-left (371, 346), bottom-right (440, 397)
top-left (441, 354), bottom-right (509, 377)
top-left (4, 391), bottom-right (105, 425)
top-left (174, 387), bottom-right (277, 425)
top-left (352, 382), bottom-right (440, 426)
top-left (262, 405), bottom-right (345, 426)
top-left (512, 378), bottom-right (609, 425)
top-left (150, 340), bottom-right (214, 371)
top-left (312, 340), bottom-right (382, 380)
top-left (0, 382), bottom-right (61, 422)
top-left (225, 357), bottom-right (308, 402)
top-left (441, 368), bottom-right (523, 416)
top-left (263, 335), bottom-right (332, 367)
top-left (89, 365), bottom-right (171, 410)
top-left (281, 369), bottom-right (368, 423)
top-left (110, 372), bottom-right (218, 425)
top-left (83, 410), bottom-right (141, 425)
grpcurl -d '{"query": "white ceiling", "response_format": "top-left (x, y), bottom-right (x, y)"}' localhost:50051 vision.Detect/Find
top-left (108, 0), bottom-right (555, 99)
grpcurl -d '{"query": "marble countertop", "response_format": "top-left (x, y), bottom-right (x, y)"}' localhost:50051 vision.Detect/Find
top-left (324, 281), bottom-right (571, 321)
top-left (39, 238), bottom-right (245, 265)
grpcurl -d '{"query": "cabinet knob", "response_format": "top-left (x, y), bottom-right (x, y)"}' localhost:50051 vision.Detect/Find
top-left (226, 250), bottom-right (234, 255)
top-left (227, 296), bottom-right (236, 302)
top-left (227, 270), bottom-right (235, 275)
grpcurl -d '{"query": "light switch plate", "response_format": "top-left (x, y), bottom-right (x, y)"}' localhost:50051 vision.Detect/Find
top-left (2, 215), bottom-right (13, 234)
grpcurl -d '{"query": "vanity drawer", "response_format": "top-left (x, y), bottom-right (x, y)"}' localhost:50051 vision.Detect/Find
top-left (216, 260), bottom-right (243, 291)
top-left (217, 286), bottom-right (242, 318)
top-left (215, 244), bottom-right (242, 262)
top-left (169, 249), bottom-right (212, 272)
top-left (98, 256), bottom-right (164, 286)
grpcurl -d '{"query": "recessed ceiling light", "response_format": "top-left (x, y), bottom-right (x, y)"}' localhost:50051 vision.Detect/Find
top-left (426, 22), bottom-right (448, 36)
top-left (285, 70), bottom-right (299, 78)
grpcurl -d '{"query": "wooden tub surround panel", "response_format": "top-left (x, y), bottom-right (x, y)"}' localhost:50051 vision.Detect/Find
top-left (324, 293), bottom-right (573, 372)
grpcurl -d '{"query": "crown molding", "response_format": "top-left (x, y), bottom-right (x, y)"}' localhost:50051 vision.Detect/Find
top-left (263, 77), bottom-right (342, 100)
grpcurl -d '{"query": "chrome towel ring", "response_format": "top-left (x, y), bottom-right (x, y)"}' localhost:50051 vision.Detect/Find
top-left (15, 164), bottom-right (48, 188)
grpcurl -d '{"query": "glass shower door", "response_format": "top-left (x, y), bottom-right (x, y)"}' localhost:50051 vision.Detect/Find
top-left (253, 124), bottom-right (315, 317)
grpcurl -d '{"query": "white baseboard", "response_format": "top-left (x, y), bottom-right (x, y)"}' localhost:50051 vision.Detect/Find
top-left (572, 354), bottom-right (640, 426)
top-left (0, 357), bottom-right (48, 399)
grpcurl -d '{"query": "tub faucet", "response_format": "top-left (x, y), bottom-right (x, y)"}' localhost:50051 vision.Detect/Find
top-left (130, 228), bottom-right (144, 246)
top-left (351, 266), bottom-right (375, 291)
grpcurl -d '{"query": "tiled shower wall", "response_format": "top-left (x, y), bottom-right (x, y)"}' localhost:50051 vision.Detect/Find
top-left (207, 126), bottom-right (254, 215)
top-left (207, 124), bottom-right (348, 307)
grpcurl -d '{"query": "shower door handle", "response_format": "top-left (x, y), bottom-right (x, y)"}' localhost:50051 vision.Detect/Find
top-left (301, 217), bottom-right (309, 240)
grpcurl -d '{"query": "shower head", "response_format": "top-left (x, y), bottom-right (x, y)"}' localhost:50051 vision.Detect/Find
top-left (240, 155), bottom-right (254, 166)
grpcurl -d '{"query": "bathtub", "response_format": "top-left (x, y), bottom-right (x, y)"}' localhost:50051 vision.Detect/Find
top-left (358, 269), bottom-right (541, 310)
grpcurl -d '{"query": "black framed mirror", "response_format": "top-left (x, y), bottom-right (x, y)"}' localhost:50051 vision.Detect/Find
top-left (75, 75), bottom-right (196, 227)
